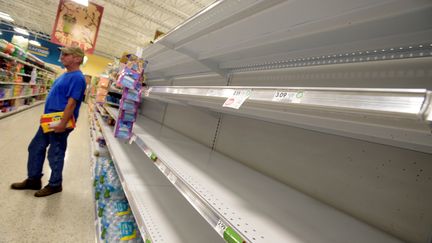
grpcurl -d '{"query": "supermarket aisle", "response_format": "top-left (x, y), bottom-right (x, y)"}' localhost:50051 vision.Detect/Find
top-left (0, 104), bottom-right (95, 242)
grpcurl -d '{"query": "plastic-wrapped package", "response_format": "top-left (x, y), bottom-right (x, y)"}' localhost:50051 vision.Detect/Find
top-left (120, 99), bottom-right (138, 113)
top-left (117, 67), bottom-right (141, 90)
top-left (123, 88), bottom-right (141, 102)
top-left (114, 120), bottom-right (134, 139)
top-left (120, 110), bottom-right (136, 122)
top-left (101, 214), bottom-right (143, 242)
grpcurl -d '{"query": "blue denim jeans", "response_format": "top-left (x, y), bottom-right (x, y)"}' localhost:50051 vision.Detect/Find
top-left (27, 127), bottom-right (72, 187)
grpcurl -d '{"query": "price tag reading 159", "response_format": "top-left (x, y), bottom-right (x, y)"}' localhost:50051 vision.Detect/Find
top-left (222, 89), bottom-right (252, 109)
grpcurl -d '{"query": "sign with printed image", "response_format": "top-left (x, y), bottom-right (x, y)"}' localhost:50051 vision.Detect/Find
top-left (51, 0), bottom-right (104, 54)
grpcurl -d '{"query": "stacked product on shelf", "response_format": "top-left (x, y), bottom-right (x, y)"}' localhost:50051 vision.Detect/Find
top-left (113, 57), bottom-right (146, 140)
top-left (0, 39), bottom-right (27, 60)
top-left (96, 76), bottom-right (110, 103)
top-left (95, 162), bottom-right (142, 243)
top-left (91, 107), bottom-right (143, 243)
top-left (0, 39), bottom-right (55, 117)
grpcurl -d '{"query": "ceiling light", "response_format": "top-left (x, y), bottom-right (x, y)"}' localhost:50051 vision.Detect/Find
top-left (14, 27), bottom-right (29, 36)
top-left (0, 11), bottom-right (14, 22)
top-left (71, 0), bottom-right (89, 6)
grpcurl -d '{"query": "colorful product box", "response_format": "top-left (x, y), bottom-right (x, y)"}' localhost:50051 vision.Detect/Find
top-left (114, 120), bottom-right (133, 139)
top-left (40, 112), bottom-right (75, 133)
top-left (119, 99), bottom-right (138, 112)
top-left (123, 88), bottom-right (141, 102)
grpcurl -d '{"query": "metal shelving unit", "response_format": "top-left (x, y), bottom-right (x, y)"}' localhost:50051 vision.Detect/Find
top-left (130, 115), bottom-right (401, 243)
top-left (94, 111), bottom-right (221, 243)
top-left (94, 1), bottom-right (432, 243)
top-left (142, 1), bottom-right (432, 79)
top-left (143, 86), bottom-right (432, 153)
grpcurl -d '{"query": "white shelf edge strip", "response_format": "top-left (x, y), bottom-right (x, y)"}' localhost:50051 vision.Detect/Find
top-left (103, 104), bottom-right (119, 121)
top-left (146, 86), bottom-right (430, 118)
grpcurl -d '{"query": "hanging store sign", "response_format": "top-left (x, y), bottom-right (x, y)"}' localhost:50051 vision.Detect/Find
top-left (28, 44), bottom-right (49, 57)
top-left (51, 0), bottom-right (104, 54)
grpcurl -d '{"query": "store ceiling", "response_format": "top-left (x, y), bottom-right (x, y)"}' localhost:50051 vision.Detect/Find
top-left (0, 0), bottom-right (215, 59)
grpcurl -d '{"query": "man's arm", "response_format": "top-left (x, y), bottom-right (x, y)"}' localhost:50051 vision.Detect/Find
top-left (53, 97), bottom-right (76, 133)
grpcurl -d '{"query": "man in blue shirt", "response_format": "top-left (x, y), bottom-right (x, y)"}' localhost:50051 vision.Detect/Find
top-left (11, 46), bottom-right (86, 197)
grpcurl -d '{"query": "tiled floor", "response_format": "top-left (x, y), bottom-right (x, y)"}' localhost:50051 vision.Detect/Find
top-left (0, 104), bottom-right (95, 242)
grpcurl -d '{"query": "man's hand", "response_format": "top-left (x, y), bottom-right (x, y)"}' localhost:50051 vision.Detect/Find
top-left (54, 97), bottom-right (77, 133)
top-left (53, 122), bottom-right (67, 133)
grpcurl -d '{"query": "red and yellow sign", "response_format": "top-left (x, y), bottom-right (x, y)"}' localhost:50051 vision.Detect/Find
top-left (51, 0), bottom-right (104, 54)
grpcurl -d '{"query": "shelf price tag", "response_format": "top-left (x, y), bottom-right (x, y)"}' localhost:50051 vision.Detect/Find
top-left (167, 172), bottom-right (177, 184)
top-left (215, 219), bottom-right (227, 236)
top-left (143, 87), bottom-right (152, 97)
top-left (143, 148), bottom-right (152, 158)
top-left (222, 89), bottom-right (252, 109)
top-left (129, 134), bottom-right (137, 144)
top-left (158, 163), bottom-right (167, 173)
top-left (272, 90), bottom-right (304, 103)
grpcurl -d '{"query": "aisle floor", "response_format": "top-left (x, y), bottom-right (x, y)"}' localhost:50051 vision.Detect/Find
top-left (0, 104), bottom-right (95, 243)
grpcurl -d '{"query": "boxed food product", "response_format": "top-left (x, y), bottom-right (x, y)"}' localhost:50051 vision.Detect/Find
top-left (40, 112), bottom-right (76, 133)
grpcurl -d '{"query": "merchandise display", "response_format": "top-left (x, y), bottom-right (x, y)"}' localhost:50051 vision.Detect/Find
top-left (89, 107), bottom-right (144, 243)
top-left (113, 56), bottom-right (146, 140)
top-left (95, 76), bottom-right (110, 103)
top-left (0, 39), bottom-right (55, 118)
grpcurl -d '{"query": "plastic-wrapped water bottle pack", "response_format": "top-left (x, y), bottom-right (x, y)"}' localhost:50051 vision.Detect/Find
top-left (93, 157), bottom-right (143, 242)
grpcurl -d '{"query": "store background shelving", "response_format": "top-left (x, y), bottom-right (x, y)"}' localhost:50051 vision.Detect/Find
top-left (0, 49), bottom-right (55, 119)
